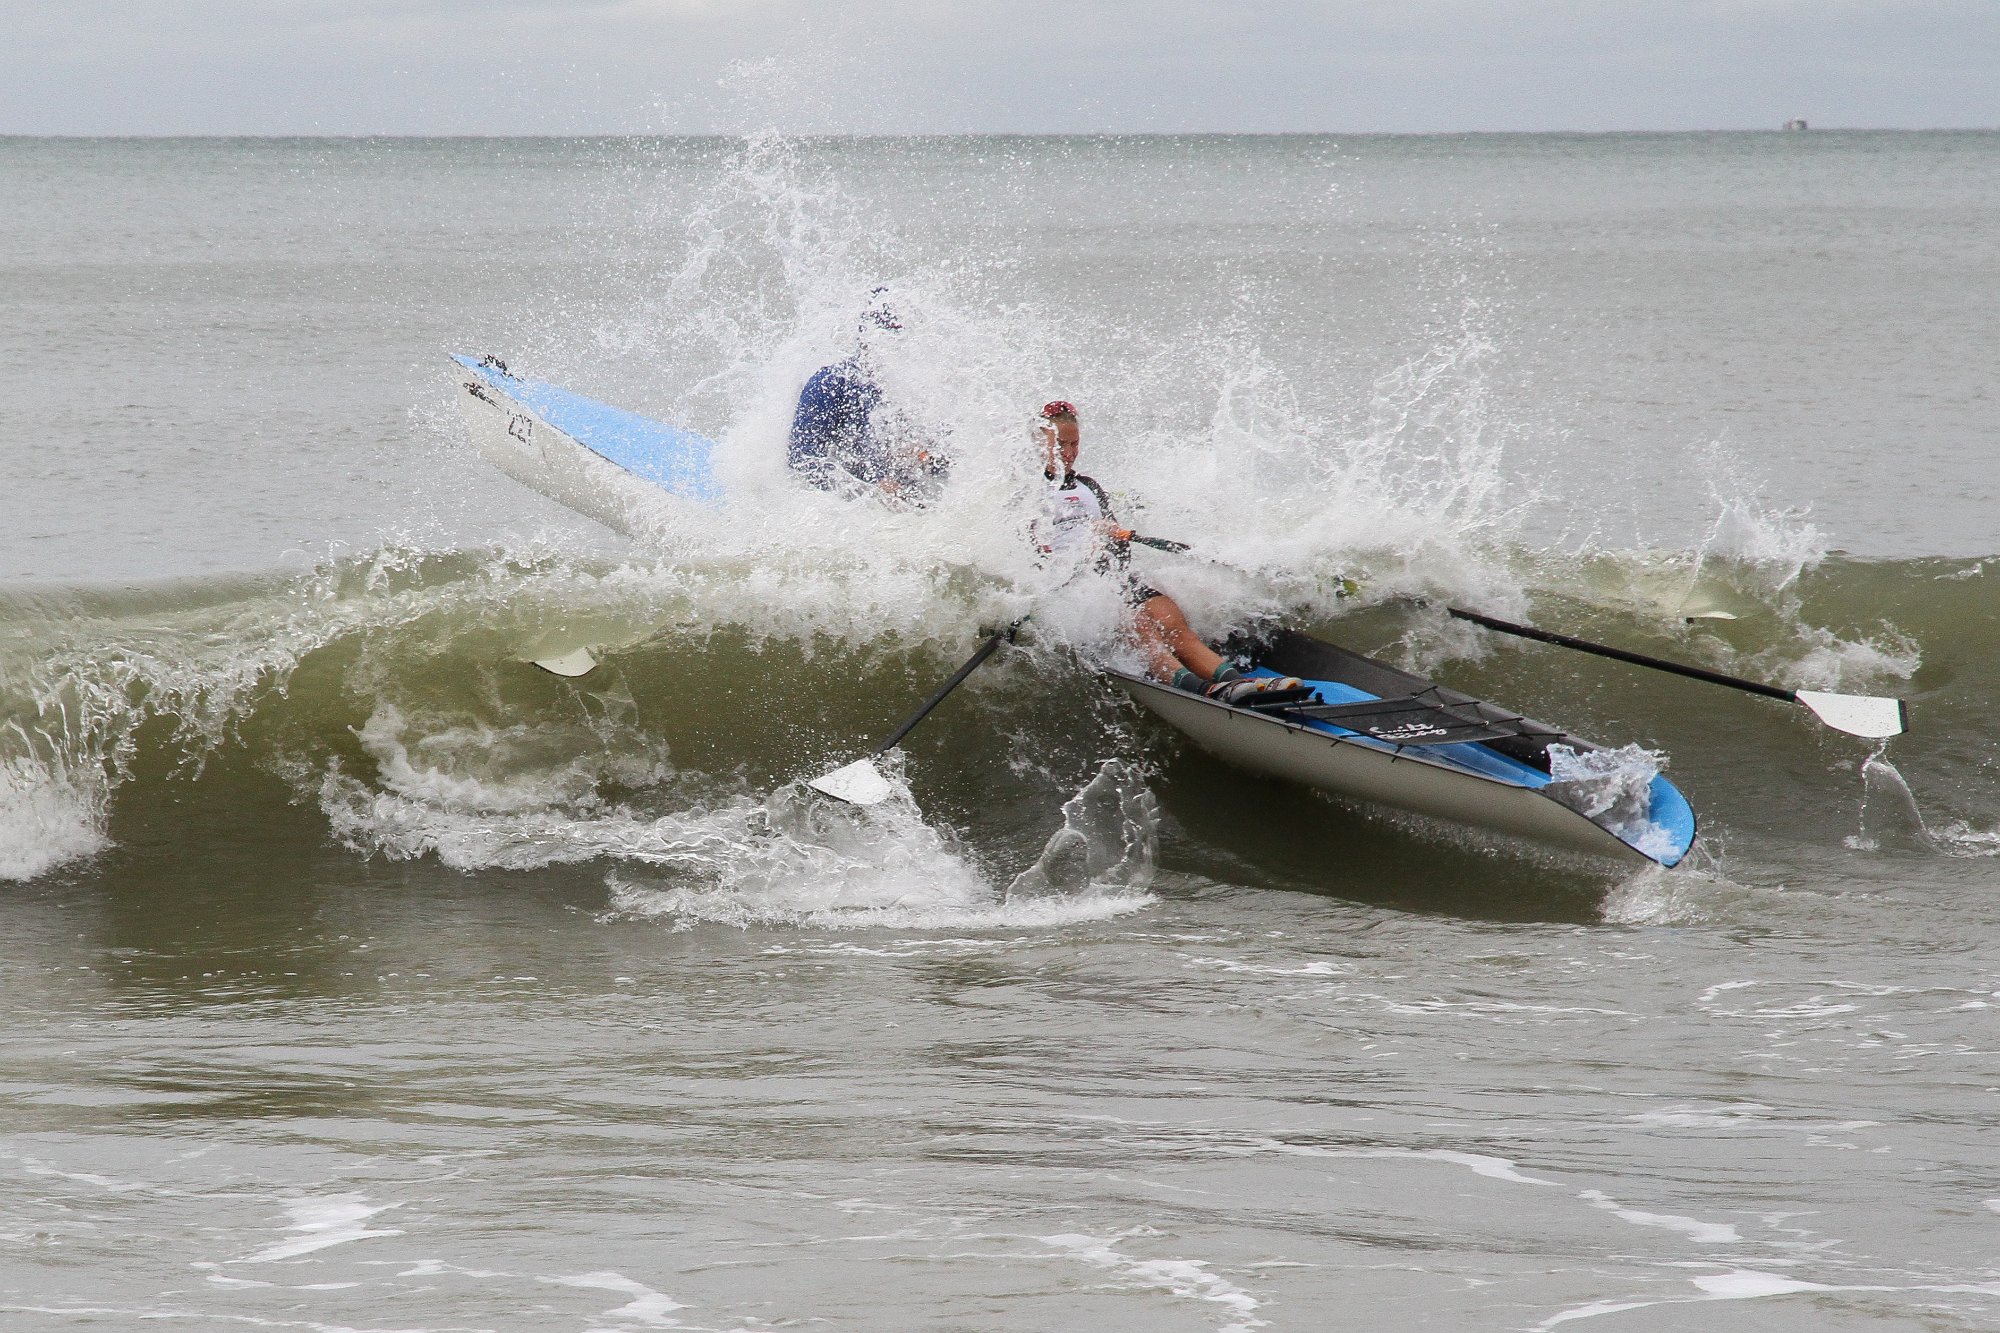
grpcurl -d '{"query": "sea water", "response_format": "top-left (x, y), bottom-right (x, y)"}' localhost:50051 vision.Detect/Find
top-left (2, 131), bottom-right (1998, 1330)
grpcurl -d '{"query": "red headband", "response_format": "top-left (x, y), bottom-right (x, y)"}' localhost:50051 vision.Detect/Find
top-left (1040, 400), bottom-right (1076, 420)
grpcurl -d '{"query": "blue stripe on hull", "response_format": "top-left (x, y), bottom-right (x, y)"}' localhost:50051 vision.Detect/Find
top-left (1244, 668), bottom-right (1697, 867)
top-left (453, 354), bottom-right (723, 505)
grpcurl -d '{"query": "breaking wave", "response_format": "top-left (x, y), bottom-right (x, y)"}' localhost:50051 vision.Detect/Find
top-left (0, 131), bottom-right (1977, 923)
top-left (0, 540), bottom-right (1968, 923)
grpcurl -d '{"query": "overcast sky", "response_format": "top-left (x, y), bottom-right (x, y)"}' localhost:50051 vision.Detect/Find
top-left (4, 1), bottom-right (1994, 136)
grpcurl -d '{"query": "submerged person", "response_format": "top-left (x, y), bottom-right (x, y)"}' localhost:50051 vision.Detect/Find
top-left (788, 289), bottom-right (949, 504)
top-left (1031, 400), bottom-right (1299, 702)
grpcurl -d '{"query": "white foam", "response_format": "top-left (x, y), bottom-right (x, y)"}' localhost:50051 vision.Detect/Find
top-left (1536, 1268), bottom-right (2000, 1330)
top-left (264, 524), bottom-right (1134, 929)
top-left (1182, 957), bottom-right (1350, 977)
top-left (1599, 859), bottom-right (1759, 926)
top-left (544, 1270), bottom-right (689, 1328)
top-left (1579, 1190), bottom-right (1741, 1243)
top-left (0, 740), bottom-right (109, 882)
top-left (604, 769), bottom-right (1156, 930)
top-left (324, 777), bottom-right (756, 874)
top-left (1544, 742), bottom-right (1678, 862)
top-left (1927, 819), bottom-right (2000, 857)
top-left (390, 1257), bottom-right (531, 1280)
top-left (1008, 760), bottom-right (1159, 900)
top-left (1419, 1149), bottom-right (1559, 1187)
top-left (1039, 1232), bottom-right (1267, 1332)
top-left (1535, 1298), bottom-right (1660, 1327)
top-left (321, 694), bottom-right (1160, 929)
top-left (1230, 1137), bottom-right (1562, 1189)
top-left (1781, 626), bottom-right (1919, 695)
top-left (1625, 1103), bottom-right (1777, 1129)
top-left (234, 1194), bottom-right (404, 1263)
top-left (1688, 1270), bottom-right (1829, 1298)
top-left (0, 1147), bottom-right (144, 1193)
top-left (562, 130), bottom-right (1550, 664)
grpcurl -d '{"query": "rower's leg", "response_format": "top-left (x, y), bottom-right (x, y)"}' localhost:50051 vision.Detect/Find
top-left (1135, 594), bottom-right (1226, 681)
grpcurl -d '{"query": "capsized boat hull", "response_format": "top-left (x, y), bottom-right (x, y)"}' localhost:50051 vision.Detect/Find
top-left (451, 354), bottom-right (721, 535)
top-left (1108, 629), bottom-right (1696, 866)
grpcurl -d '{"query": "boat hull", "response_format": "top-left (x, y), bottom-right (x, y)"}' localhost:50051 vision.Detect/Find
top-left (451, 354), bottom-right (721, 535)
top-left (1108, 650), bottom-right (1695, 866)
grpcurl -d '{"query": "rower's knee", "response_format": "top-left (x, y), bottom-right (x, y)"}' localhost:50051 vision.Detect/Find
top-left (1140, 593), bottom-right (1189, 633)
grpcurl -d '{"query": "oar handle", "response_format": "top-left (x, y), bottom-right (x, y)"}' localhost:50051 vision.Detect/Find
top-left (872, 619), bottom-right (1025, 755)
top-left (1127, 535), bottom-right (1359, 597)
top-left (1444, 606), bottom-right (1795, 702)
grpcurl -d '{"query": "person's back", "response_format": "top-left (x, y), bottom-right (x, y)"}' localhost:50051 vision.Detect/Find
top-left (786, 290), bottom-right (949, 505)
top-left (788, 356), bottom-right (886, 492)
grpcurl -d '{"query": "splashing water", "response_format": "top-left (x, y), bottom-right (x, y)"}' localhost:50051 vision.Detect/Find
top-left (1008, 760), bottom-right (1161, 901)
top-left (0, 745), bottom-right (108, 882)
top-left (1544, 743), bottom-right (1678, 863)
top-left (1694, 440), bottom-right (1828, 593)
top-left (600, 759), bottom-right (1157, 931)
top-left (517, 127), bottom-right (1562, 664)
top-left (0, 131), bottom-right (1942, 903)
top-left (1847, 743), bottom-right (1941, 854)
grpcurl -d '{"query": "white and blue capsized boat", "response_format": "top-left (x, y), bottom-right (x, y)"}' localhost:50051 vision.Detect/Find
top-left (1107, 626), bottom-right (1698, 867)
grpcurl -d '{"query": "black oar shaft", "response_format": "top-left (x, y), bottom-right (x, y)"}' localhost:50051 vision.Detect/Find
top-left (872, 624), bottom-right (1017, 755)
top-left (1446, 606), bottom-right (1796, 703)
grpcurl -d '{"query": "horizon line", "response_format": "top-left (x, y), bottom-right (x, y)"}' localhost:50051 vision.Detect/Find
top-left (4, 125), bottom-right (1999, 142)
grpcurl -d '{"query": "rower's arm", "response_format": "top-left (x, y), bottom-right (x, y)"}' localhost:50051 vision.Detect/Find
top-left (1077, 475), bottom-right (1118, 526)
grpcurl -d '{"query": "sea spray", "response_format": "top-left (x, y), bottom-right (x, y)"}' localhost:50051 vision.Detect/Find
top-left (1599, 847), bottom-right (1753, 927)
top-left (534, 126), bottom-right (1549, 659)
top-left (600, 760), bottom-right (1156, 930)
top-left (1008, 760), bottom-right (1161, 902)
top-left (0, 133), bottom-right (1965, 892)
top-left (0, 743), bottom-right (109, 882)
top-left (1847, 742), bottom-right (1939, 854)
top-left (1694, 441), bottom-right (1828, 592)
top-left (1544, 743), bottom-right (1678, 863)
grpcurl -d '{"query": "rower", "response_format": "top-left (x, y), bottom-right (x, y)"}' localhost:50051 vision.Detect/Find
top-left (788, 288), bottom-right (950, 505)
top-left (1031, 400), bottom-right (1299, 703)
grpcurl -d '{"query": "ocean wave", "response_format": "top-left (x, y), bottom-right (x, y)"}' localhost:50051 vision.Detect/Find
top-left (0, 543), bottom-right (1986, 905)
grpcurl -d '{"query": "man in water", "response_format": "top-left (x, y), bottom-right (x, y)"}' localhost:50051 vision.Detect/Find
top-left (1032, 400), bottom-right (1298, 702)
top-left (788, 289), bottom-right (948, 504)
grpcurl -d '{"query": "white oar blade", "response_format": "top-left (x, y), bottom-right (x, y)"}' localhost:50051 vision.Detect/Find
top-left (808, 757), bottom-right (897, 806)
top-left (531, 647), bottom-right (599, 678)
top-left (1796, 689), bottom-right (1908, 739)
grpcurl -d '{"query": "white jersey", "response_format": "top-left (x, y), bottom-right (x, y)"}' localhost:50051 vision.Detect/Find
top-left (1034, 471), bottom-right (1115, 556)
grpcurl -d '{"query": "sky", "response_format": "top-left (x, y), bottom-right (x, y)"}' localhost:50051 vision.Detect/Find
top-left (3, 0), bottom-right (1995, 136)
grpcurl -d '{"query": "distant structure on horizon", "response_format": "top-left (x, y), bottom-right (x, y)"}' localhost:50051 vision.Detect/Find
top-left (1783, 119), bottom-right (1809, 131)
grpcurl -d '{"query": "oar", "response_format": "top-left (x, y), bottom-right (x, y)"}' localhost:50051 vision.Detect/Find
top-left (1124, 533), bottom-right (1361, 597)
top-left (807, 619), bottom-right (1027, 806)
top-left (1442, 605), bottom-right (1908, 739)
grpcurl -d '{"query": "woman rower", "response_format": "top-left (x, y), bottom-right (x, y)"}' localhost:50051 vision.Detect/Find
top-left (1031, 399), bottom-right (1299, 702)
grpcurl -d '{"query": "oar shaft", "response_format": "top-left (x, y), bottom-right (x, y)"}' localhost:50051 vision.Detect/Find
top-left (1445, 606), bottom-right (1796, 703)
top-left (872, 624), bottom-right (1017, 755)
